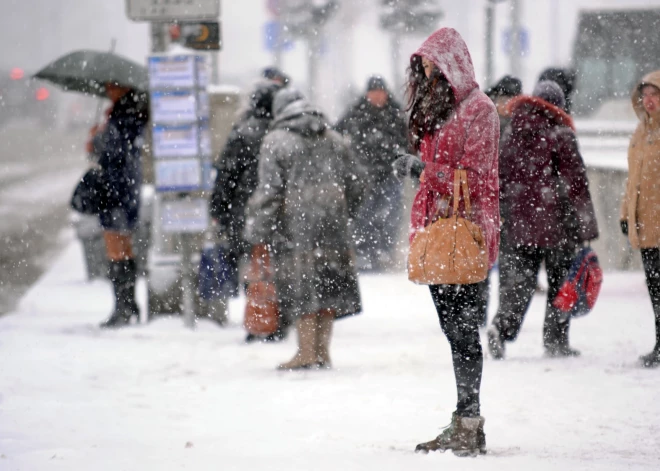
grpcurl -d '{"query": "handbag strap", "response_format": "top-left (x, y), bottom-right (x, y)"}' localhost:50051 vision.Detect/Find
top-left (452, 169), bottom-right (472, 217)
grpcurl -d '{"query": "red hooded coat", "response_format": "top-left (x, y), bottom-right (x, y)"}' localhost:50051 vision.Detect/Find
top-left (410, 28), bottom-right (500, 269)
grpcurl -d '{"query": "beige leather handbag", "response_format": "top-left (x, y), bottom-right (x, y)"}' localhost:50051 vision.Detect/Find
top-left (408, 169), bottom-right (488, 285)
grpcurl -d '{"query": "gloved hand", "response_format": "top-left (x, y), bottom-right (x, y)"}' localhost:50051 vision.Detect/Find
top-left (393, 153), bottom-right (426, 181)
top-left (620, 220), bottom-right (628, 236)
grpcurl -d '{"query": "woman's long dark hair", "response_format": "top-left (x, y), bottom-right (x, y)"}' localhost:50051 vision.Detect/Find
top-left (406, 55), bottom-right (455, 151)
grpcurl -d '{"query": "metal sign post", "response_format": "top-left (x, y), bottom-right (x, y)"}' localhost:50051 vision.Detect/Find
top-left (148, 53), bottom-right (212, 328)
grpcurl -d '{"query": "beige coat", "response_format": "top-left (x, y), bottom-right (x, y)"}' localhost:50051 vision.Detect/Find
top-left (621, 70), bottom-right (660, 249)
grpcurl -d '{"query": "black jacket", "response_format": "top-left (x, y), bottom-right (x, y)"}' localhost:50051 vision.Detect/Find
top-left (209, 81), bottom-right (281, 254)
top-left (334, 96), bottom-right (408, 182)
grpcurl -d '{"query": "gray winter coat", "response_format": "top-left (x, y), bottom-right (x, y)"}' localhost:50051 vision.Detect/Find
top-left (244, 100), bottom-right (362, 320)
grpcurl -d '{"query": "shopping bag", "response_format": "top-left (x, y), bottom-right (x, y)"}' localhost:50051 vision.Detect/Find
top-left (198, 244), bottom-right (239, 301)
top-left (243, 245), bottom-right (280, 336)
top-left (552, 247), bottom-right (603, 318)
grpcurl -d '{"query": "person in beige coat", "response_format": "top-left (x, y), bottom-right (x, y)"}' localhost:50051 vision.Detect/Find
top-left (621, 70), bottom-right (660, 368)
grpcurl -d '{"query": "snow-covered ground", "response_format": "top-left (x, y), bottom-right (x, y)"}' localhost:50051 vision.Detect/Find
top-left (1, 234), bottom-right (659, 470)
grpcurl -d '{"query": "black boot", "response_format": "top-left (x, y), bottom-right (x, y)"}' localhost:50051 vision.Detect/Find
top-left (100, 259), bottom-right (139, 329)
top-left (640, 313), bottom-right (660, 368)
top-left (544, 310), bottom-right (580, 357)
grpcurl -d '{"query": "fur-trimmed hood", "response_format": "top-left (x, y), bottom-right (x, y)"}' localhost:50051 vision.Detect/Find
top-left (508, 95), bottom-right (575, 131)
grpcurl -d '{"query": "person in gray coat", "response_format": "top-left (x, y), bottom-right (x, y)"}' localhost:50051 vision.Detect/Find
top-left (244, 89), bottom-right (363, 370)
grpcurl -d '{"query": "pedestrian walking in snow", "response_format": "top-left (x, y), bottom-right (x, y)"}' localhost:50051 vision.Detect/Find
top-left (538, 67), bottom-right (576, 114)
top-left (394, 28), bottom-right (500, 456)
top-left (487, 81), bottom-right (598, 360)
top-left (486, 75), bottom-right (522, 143)
top-left (244, 89), bottom-right (363, 371)
top-left (474, 75), bottom-right (523, 326)
top-left (620, 71), bottom-right (660, 368)
top-left (335, 76), bottom-right (408, 271)
top-left (262, 66), bottom-right (290, 87)
top-left (209, 79), bottom-right (284, 340)
top-left (92, 84), bottom-right (149, 328)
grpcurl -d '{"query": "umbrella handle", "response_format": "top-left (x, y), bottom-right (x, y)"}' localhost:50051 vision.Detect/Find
top-left (87, 38), bottom-right (117, 162)
top-left (92, 38), bottom-right (117, 126)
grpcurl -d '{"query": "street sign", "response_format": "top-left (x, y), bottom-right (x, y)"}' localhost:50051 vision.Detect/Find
top-left (264, 21), bottom-right (294, 52)
top-left (182, 22), bottom-right (222, 51)
top-left (161, 198), bottom-right (209, 233)
top-left (155, 159), bottom-right (203, 192)
top-left (503, 27), bottom-right (530, 56)
top-left (126, 0), bottom-right (220, 22)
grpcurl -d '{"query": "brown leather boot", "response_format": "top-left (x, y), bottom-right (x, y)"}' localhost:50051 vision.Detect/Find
top-left (316, 311), bottom-right (334, 368)
top-left (277, 314), bottom-right (318, 370)
top-left (415, 413), bottom-right (486, 456)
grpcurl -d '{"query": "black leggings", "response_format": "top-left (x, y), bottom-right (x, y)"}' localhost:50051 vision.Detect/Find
top-left (641, 248), bottom-right (660, 349)
top-left (429, 284), bottom-right (483, 418)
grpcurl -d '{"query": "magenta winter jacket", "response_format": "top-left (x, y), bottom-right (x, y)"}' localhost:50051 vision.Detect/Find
top-left (409, 28), bottom-right (501, 269)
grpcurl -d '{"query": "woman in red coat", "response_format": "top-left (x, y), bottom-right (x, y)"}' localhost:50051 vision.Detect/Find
top-left (393, 27), bottom-right (500, 456)
top-left (487, 81), bottom-right (598, 360)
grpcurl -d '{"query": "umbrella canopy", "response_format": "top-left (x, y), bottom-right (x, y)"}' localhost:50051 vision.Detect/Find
top-left (34, 50), bottom-right (148, 98)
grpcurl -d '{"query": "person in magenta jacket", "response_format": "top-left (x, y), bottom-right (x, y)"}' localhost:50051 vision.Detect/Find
top-left (394, 27), bottom-right (500, 456)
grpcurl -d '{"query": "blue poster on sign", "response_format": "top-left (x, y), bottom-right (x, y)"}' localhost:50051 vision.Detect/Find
top-left (503, 28), bottom-right (530, 56)
top-left (264, 21), bottom-right (294, 52)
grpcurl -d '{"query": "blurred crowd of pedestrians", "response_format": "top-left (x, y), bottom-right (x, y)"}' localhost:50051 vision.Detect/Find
top-left (77, 22), bottom-right (660, 459)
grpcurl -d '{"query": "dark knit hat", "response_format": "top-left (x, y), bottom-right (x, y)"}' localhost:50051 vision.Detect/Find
top-left (262, 66), bottom-right (290, 85)
top-left (533, 80), bottom-right (566, 110)
top-left (367, 75), bottom-right (387, 91)
top-left (538, 67), bottom-right (576, 112)
top-left (486, 75), bottom-right (522, 99)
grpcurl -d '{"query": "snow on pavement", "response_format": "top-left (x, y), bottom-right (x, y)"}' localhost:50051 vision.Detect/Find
top-left (0, 235), bottom-right (659, 470)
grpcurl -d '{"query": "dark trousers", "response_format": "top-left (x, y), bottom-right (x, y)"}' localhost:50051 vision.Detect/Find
top-left (355, 176), bottom-right (403, 263)
top-left (429, 283), bottom-right (483, 418)
top-left (641, 248), bottom-right (660, 350)
top-left (492, 243), bottom-right (575, 348)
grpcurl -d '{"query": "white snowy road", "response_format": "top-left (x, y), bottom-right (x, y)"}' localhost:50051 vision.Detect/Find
top-left (0, 237), bottom-right (659, 470)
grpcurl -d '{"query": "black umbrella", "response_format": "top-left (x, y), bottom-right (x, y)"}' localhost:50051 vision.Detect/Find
top-left (34, 49), bottom-right (148, 98)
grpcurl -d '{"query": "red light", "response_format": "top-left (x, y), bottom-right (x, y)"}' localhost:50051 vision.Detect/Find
top-left (36, 87), bottom-right (49, 101)
top-left (10, 68), bottom-right (24, 80)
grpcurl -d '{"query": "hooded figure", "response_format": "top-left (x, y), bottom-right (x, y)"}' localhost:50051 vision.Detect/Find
top-left (335, 76), bottom-right (409, 270)
top-left (621, 70), bottom-right (660, 367)
top-left (244, 89), bottom-right (362, 371)
top-left (209, 80), bottom-right (283, 299)
top-left (397, 28), bottom-right (499, 457)
top-left (487, 80), bottom-right (598, 362)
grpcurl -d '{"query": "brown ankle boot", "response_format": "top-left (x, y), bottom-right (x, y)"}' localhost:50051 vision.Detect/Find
top-left (277, 314), bottom-right (318, 370)
top-left (316, 311), bottom-right (334, 368)
top-left (415, 413), bottom-right (486, 456)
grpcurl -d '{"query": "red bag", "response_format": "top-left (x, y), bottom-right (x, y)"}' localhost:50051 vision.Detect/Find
top-left (243, 245), bottom-right (280, 336)
top-left (553, 247), bottom-right (603, 318)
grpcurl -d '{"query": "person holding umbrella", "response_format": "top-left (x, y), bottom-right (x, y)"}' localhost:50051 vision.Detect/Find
top-left (35, 50), bottom-right (150, 327)
top-left (90, 83), bottom-right (149, 327)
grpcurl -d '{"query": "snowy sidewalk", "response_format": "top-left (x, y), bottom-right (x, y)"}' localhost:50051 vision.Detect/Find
top-left (1, 235), bottom-right (659, 470)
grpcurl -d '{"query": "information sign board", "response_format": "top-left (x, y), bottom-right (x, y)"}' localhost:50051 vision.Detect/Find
top-left (152, 124), bottom-right (199, 159)
top-left (155, 159), bottom-right (202, 192)
top-left (126, 0), bottom-right (220, 22)
top-left (161, 198), bottom-right (210, 233)
top-left (149, 55), bottom-right (197, 89)
top-left (151, 90), bottom-right (198, 123)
